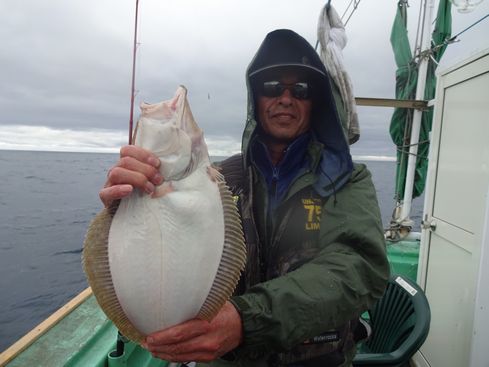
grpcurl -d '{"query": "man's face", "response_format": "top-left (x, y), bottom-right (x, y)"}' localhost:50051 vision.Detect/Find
top-left (256, 73), bottom-right (312, 145)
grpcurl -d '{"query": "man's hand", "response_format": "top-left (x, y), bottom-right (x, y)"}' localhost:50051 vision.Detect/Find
top-left (99, 145), bottom-right (163, 207)
top-left (143, 302), bottom-right (243, 363)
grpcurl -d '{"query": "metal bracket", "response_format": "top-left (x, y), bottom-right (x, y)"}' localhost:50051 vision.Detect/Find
top-left (421, 218), bottom-right (437, 231)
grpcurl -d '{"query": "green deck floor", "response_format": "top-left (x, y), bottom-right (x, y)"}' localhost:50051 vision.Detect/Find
top-left (4, 296), bottom-right (169, 367)
top-left (3, 239), bottom-right (420, 366)
top-left (386, 238), bottom-right (420, 282)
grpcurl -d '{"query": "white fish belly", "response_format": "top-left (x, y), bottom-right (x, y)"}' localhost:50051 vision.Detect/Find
top-left (107, 167), bottom-right (224, 334)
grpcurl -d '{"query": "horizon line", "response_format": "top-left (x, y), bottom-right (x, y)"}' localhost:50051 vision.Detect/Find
top-left (0, 148), bottom-right (397, 162)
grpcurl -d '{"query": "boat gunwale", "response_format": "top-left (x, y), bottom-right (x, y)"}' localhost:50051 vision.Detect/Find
top-left (0, 287), bottom-right (93, 366)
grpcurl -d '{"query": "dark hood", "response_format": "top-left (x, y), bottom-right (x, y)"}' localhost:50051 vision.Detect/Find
top-left (242, 29), bottom-right (353, 197)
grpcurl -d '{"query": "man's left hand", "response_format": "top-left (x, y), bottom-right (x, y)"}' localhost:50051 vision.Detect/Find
top-left (143, 301), bottom-right (243, 363)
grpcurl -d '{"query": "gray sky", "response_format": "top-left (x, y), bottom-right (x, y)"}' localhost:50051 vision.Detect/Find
top-left (1, 0), bottom-right (488, 157)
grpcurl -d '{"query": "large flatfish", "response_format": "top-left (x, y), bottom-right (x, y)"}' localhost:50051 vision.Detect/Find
top-left (83, 86), bottom-right (246, 343)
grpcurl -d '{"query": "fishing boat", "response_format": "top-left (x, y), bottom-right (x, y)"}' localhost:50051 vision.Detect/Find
top-left (1, 1), bottom-right (488, 366)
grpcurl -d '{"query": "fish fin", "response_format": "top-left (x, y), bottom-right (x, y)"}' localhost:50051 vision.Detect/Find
top-left (82, 201), bottom-right (145, 343)
top-left (198, 168), bottom-right (246, 320)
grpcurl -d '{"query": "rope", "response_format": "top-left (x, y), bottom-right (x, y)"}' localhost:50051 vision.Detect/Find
top-left (413, 0), bottom-right (424, 57)
top-left (448, 12), bottom-right (489, 42)
top-left (342, 0), bottom-right (362, 26)
top-left (396, 145), bottom-right (429, 161)
top-left (415, 12), bottom-right (489, 63)
top-left (340, 0), bottom-right (355, 20)
top-left (315, 0), bottom-right (362, 50)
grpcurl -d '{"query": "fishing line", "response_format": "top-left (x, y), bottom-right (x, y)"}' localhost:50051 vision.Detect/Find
top-left (135, 0), bottom-right (144, 101)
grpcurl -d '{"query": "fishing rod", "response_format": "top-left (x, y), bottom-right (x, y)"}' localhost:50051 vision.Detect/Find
top-left (128, 0), bottom-right (140, 145)
top-left (111, 1), bottom-right (140, 358)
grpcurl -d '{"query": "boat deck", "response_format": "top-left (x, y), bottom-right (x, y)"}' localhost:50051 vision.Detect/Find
top-left (0, 238), bottom-right (419, 366)
top-left (387, 238), bottom-right (420, 282)
top-left (0, 290), bottom-right (168, 367)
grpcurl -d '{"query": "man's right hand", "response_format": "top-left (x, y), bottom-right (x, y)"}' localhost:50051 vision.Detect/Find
top-left (99, 145), bottom-right (164, 208)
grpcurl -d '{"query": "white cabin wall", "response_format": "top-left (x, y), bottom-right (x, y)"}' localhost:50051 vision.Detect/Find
top-left (470, 186), bottom-right (489, 367)
top-left (417, 49), bottom-right (489, 367)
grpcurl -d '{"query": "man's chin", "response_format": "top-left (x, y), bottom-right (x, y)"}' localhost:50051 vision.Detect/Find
top-left (265, 133), bottom-right (296, 145)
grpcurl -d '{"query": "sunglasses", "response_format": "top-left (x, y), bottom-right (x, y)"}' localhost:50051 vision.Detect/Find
top-left (260, 81), bottom-right (311, 100)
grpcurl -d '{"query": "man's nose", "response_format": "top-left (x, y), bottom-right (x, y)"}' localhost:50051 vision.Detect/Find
top-left (278, 88), bottom-right (293, 106)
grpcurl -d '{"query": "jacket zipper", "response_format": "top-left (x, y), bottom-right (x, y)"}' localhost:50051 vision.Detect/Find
top-left (261, 166), bottom-right (279, 279)
top-left (270, 166), bottom-right (279, 211)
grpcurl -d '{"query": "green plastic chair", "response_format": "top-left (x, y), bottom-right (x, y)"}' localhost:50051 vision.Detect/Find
top-left (353, 275), bottom-right (431, 367)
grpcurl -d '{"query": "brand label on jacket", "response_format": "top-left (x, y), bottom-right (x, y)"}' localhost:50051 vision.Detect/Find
top-left (302, 198), bottom-right (322, 231)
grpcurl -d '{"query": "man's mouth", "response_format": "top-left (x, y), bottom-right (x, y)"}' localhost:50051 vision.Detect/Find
top-left (272, 112), bottom-right (296, 120)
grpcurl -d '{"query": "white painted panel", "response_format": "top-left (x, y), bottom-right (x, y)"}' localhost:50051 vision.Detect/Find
top-left (421, 231), bottom-right (476, 366)
top-left (470, 186), bottom-right (489, 367)
top-left (418, 51), bottom-right (489, 367)
top-left (411, 350), bottom-right (431, 367)
top-left (432, 71), bottom-right (489, 236)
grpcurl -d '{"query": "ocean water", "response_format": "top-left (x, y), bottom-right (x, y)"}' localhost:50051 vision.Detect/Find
top-left (0, 150), bottom-right (423, 352)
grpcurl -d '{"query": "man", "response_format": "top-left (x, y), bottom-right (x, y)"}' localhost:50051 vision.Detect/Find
top-left (100, 29), bottom-right (389, 366)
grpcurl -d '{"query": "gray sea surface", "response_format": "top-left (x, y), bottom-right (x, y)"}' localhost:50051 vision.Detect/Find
top-left (0, 150), bottom-right (423, 352)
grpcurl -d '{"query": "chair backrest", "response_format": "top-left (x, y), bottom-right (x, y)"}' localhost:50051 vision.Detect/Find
top-left (353, 275), bottom-right (431, 366)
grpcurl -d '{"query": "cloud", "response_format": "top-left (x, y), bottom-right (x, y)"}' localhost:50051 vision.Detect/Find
top-left (0, 125), bottom-right (126, 153)
top-left (1, 0), bottom-right (488, 155)
top-left (0, 124), bottom-right (242, 157)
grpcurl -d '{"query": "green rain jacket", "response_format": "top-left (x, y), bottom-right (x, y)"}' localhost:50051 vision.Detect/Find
top-left (209, 30), bottom-right (389, 367)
